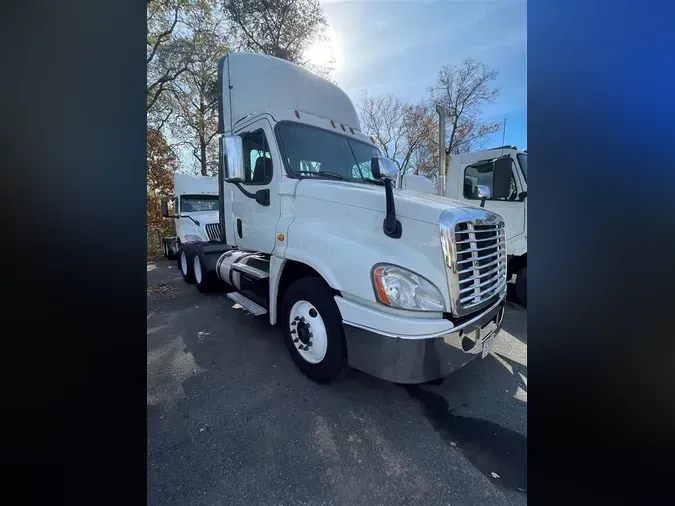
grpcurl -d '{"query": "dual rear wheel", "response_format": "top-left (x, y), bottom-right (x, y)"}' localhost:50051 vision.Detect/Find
top-left (179, 249), bottom-right (195, 284)
top-left (178, 249), bottom-right (346, 383)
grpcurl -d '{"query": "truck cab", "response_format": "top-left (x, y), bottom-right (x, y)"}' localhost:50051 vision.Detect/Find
top-left (180, 53), bottom-right (510, 385)
top-left (161, 174), bottom-right (221, 259)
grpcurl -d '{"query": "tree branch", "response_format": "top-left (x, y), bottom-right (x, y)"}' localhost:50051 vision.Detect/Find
top-left (147, 3), bottom-right (180, 66)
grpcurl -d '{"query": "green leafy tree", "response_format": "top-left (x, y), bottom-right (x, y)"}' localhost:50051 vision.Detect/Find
top-left (147, 0), bottom-right (216, 117)
top-left (170, 6), bottom-right (230, 175)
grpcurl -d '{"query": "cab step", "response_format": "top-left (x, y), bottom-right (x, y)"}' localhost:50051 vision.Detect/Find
top-left (231, 262), bottom-right (269, 280)
top-left (227, 292), bottom-right (268, 316)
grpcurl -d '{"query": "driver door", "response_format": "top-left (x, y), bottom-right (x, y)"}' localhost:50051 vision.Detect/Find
top-left (230, 118), bottom-right (281, 253)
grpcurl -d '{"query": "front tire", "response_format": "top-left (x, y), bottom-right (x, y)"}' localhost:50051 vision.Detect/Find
top-left (280, 277), bottom-right (346, 384)
top-left (515, 266), bottom-right (527, 307)
top-left (180, 249), bottom-right (195, 284)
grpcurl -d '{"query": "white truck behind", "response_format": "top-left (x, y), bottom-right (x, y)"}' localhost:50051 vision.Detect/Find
top-left (176, 52), bottom-right (511, 385)
top-left (400, 108), bottom-right (528, 306)
top-left (161, 173), bottom-right (221, 262)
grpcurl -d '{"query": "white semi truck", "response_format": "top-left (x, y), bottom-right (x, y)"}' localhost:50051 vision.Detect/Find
top-left (161, 173), bottom-right (221, 260)
top-left (400, 108), bottom-right (528, 306)
top-left (176, 52), bottom-right (512, 385)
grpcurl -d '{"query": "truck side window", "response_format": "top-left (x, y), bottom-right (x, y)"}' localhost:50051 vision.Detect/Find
top-left (242, 129), bottom-right (273, 185)
top-left (463, 159), bottom-right (517, 201)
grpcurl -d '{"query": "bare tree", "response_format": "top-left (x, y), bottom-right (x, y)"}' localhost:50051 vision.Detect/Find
top-left (170, 7), bottom-right (229, 175)
top-left (222, 0), bottom-right (332, 77)
top-left (147, 0), bottom-right (213, 114)
top-left (429, 58), bottom-right (501, 156)
top-left (359, 93), bottom-right (436, 175)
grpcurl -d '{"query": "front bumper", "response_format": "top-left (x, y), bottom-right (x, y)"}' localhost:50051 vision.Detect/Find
top-left (338, 296), bottom-right (506, 384)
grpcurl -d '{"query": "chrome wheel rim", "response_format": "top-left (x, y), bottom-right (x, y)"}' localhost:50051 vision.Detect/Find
top-left (289, 300), bottom-right (327, 364)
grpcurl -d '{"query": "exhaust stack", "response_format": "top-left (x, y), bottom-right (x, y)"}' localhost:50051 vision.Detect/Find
top-left (436, 104), bottom-right (446, 196)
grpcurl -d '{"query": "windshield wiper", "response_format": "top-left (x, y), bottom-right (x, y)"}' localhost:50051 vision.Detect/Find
top-left (296, 170), bottom-right (348, 181)
top-left (361, 178), bottom-right (384, 186)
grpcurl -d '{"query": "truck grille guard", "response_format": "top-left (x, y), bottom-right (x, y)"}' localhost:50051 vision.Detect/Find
top-left (439, 208), bottom-right (507, 317)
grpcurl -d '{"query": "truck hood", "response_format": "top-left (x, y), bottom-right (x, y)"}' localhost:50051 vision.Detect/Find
top-left (183, 211), bottom-right (219, 224)
top-left (295, 180), bottom-right (471, 224)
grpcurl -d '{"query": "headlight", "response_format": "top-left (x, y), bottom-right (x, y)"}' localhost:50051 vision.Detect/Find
top-left (184, 235), bottom-right (203, 242)
top-left (372, 264), bottom-right (445, 311)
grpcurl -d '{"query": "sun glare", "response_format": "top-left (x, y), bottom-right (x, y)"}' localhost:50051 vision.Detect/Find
top-left (304, 27), bottom-right (340, 71)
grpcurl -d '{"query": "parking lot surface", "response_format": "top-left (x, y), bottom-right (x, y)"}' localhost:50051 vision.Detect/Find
top-left (147, 259), bottom-right (527, 505)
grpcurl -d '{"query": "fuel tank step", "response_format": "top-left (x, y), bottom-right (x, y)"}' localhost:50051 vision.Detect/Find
top-left (227, 292), bottom-right (268, 316)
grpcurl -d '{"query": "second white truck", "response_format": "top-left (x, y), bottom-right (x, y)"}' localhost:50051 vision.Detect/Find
top-left (400, 108), bottom-right (528, 306)
top-left (161, 173), bottom-right (221, 262)
top-left (175, 52), bottom-right (510, 385)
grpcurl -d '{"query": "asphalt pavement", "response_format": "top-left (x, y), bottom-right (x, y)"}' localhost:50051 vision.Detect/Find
top-left (147, 258), bottom-right (527, 506)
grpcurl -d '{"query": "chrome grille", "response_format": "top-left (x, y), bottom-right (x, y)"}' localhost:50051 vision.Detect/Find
top-left (455, 222), bottom-right (507, 310)
top-left (439, 209), bottom-right (507, 317)
top-left (205, 223), bottom-right (221, 241)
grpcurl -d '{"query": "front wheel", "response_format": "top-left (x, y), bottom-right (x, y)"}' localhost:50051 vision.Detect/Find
top-left (280, 277), bottom-right (346, 384)
top-left (180, 249), bottom-right (195, 284)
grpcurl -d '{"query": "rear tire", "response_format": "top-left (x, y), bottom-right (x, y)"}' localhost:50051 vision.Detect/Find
top-left (180, 249), bottom-right (195, 284)
top-left (280, 277), bottom-right (346, 384)
top-left (193, 250), bottom-right (220, 293)
top-left (166, 241), bottom-right (176, 260)
top-left (515, 266), bottom-right (527, 307)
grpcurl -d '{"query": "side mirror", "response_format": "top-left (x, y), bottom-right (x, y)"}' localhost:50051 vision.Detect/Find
top-left (476, 185), bottom-right (492, 200)
top-left (492, 156), bottom-right (512, 199)
top-left (161, 199), bottom-right (169, 218)
top-left (223, 135), bottom-right (245, 182)
top-left (371, 156), bottom-right (399, 181)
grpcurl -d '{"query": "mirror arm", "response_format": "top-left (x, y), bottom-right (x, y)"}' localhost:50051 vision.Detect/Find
top-left (231, 181), bottom-right (270, 207)
top-left (382, 178), bottom-right (402, 239)
top-left (173, 214), bottom-right (201, 226)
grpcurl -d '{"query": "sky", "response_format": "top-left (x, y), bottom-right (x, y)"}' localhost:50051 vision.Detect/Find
top-left (319, 0), bottom-right (527, 150)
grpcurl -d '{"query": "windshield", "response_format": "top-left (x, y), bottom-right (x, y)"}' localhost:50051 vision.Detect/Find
top-left (276, 121), bottom-right (381, 182)
top-left (180, 195), bottom-right (218, 213)
top-left (517, 153), bottom-right (527, 181)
